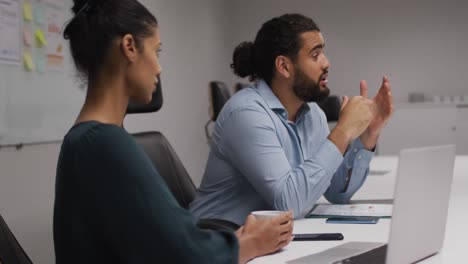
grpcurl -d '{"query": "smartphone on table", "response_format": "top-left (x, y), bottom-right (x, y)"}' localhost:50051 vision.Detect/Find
top-left (326, 216), bottom-right (380, 224)
top-left (292, 233), bottom-right (344, 241)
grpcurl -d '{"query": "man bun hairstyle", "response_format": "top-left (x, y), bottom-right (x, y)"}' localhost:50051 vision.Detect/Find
top-left (231, 41), bottom-right (255, 79)
top-left (231, 14), bottom-right (320, 85)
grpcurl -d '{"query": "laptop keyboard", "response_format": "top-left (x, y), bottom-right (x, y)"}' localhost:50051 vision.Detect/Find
top-left (332, 244), bottom-right (388, 264)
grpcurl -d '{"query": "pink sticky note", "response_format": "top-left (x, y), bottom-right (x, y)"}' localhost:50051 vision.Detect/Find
top-left (23, 27), bottom-right (33, 46)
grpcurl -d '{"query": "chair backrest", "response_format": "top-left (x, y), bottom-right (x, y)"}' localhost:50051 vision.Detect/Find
top-left (317, 95), bottom-right (341, 122)
top-left (132, 131), bottom-right (197, 209)
top-left (233, 82), bottom-right (248, 93)
top-left (126, 76), bottom-right (163, 114)
top-left (126, 78), bottom-right (240, 230)
top-left (126, 77), bottom-right (197, 209)
top-left (0, 214), bottom-right (33, 264)
top-left (209, 81), bottom-right (231, 122)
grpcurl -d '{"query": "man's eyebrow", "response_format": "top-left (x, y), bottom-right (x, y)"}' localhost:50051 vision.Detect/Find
top-left (309, 43), bottom-right (325, 54)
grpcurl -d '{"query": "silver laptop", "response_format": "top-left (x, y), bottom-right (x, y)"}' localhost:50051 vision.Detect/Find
top-left (289, 145), bottom-right (456, 264)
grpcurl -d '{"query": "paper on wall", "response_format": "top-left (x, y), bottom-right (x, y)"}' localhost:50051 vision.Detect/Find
top-left (45, 1), bottom-right (65, 71)
top-left (0, 0), bottom-right (21, 65)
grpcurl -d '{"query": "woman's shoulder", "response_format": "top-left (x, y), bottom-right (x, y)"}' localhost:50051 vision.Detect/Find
top-left (62, 121), bottom-right (135, 154)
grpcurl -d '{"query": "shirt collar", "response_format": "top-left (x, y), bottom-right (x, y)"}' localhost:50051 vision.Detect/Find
top-left (296, 103), bottom-right (312, 122)
top-left (256, 79), bottom-right (311, 122)
top-left (256, 80), bottom-right (285, 111)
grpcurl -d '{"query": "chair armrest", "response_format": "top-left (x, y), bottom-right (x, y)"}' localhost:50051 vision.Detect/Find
top-left (197, 218), bottom-right (240, 232)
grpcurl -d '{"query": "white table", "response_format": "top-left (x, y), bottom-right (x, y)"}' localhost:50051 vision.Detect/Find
top-left (250, 156), bottom-right (468, 263)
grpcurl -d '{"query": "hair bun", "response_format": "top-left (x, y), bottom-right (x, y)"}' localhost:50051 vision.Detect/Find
top-left (71, 0), bottom-right (106, 15)
top-left (231, 41), bottom-right (255, 78)
top-left (71, 0), bottom-right (89, 14)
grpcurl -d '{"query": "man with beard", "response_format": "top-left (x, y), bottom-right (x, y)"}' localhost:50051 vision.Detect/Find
top-left (190, 14), bottom-right (393, 225)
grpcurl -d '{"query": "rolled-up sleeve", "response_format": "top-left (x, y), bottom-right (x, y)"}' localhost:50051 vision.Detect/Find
top-left (324, 138), bottom-right (374, 204)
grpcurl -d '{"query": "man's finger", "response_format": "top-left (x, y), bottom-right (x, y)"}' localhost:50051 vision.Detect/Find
top-left (360, 80), bottom-right (368, 98)
top-left (341, 96), bottom-right (349, 111)
top-left (369, 100), bottom-right (378, 116)
top-left (383, 75), bottom-right (389, 84)
top-left (380, 75), bottom-right (391, 92)
top-left (375, 76), bottom-right (390, 100)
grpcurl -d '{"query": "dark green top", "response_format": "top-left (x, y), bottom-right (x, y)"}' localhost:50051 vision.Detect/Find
top-left (54, 121), bottom-right (238, 263)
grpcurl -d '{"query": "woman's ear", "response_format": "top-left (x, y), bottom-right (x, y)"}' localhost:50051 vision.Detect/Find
top-left (120, 34), bottom-right (138, 62)
top-left (275, 55), bottom-right (293, 79)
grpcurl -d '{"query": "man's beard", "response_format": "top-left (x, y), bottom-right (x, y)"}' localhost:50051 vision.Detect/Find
top-left (292, 67), bottom-right (330, 103)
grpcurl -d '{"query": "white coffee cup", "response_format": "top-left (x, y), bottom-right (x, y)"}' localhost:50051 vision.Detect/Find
top-left (251, 210), bottom-right (285, 220)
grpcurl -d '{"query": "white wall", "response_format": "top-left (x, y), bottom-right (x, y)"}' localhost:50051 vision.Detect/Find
top-left (226, 0), bottom-right (468, 102)
top-left (0, 143), bottom-right (58, 264)
top-left (0, 1), bottom-right (232, 263)
top-left (378, 104), bottom-right (458, 154)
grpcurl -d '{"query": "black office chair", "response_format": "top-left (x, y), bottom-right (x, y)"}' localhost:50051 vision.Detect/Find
top-left (233, 82), bottom-right (248, 93)
top-left (317, 95), bottom-right (341, 122)
top-left (126, 77), bottom-right (240, 231)
top-left (204, 81), bottom-right (231, 141)
top-left (0, 213), bottom-right (33, 264)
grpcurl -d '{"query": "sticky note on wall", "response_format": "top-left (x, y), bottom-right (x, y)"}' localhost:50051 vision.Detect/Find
top-left (34, 4), bottom-right (46, 25)
top-left (23, 52), bottom-right (35, 71)
top-left (23, 2), bottom-right (33, 21)
top-left (36, 52), bottom-right (46, 73)
top-left (35, 30), bottom-right (47, 47)
top-left (23, 26), bottom-right (33, 46)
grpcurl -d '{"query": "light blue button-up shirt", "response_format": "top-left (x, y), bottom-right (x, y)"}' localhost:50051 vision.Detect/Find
top-left (190, 80), bottom-right (373, 225)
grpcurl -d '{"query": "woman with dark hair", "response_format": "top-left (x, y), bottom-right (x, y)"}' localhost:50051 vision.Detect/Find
top-left (53, 0), bottom-right (293, 263)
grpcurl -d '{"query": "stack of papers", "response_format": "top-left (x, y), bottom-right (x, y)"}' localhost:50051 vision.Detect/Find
top-left (307, 204), bottom-right (393, 218)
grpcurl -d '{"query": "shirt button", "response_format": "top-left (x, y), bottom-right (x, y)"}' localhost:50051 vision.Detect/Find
top-left (353, 148), bottom-right (358, 153)
top-left (357, 155), bottom-right (362, 160)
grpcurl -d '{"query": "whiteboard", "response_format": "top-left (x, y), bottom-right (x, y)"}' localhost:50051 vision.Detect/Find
top-left (0, 0), bottom-right (85, 145)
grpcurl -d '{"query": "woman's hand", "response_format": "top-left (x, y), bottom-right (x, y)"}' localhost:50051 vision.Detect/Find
top-left (236, 211), bottom-right (294, 263)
